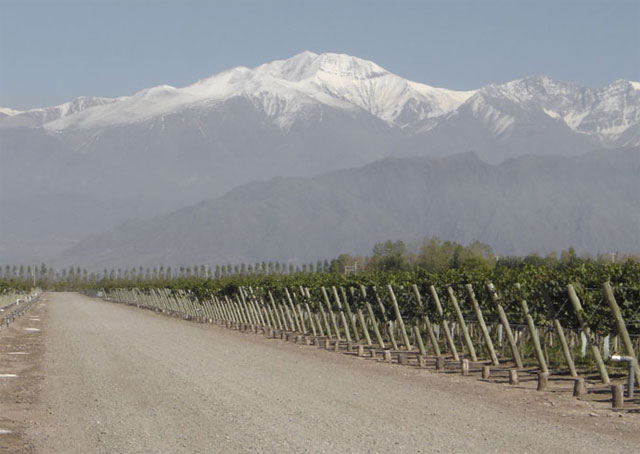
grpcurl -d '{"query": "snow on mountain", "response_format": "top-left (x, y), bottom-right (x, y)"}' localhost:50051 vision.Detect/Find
top-left (0, 107), bottom-right (23, 116)
top-left (5, 52), bottom-right (639, 147)
top-left (438, 76), bottom-right (640, 145)
top-left (0, 96), bottom-right (117, 128)
top-left (43, 52), bottom-right (474, 131)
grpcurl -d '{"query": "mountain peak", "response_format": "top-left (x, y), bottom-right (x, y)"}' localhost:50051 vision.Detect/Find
top-left (260, 51), bottom-right (389, 82)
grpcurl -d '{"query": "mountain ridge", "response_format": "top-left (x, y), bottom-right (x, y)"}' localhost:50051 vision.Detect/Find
top-left (58, 147), bottom-right (640, 269)
top-left (2, 52), bottom-right (639, 264)
top-left (3, 52), bottom-right (638, 144)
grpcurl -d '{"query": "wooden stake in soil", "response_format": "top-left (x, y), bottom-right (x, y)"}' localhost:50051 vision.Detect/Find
top-left (482, 365), bottom-right (491, 380)
top-left (537, 372), bottom-right (549, 391)
top-left (373, 287), bottom-right (399, 350)
top-left (446, 286), bottom-right (477, 362)
top-left (340, 287), bottom-right (360, 342)
top-left (603, 281), bottom-right (639, 378)
top-left (332, 287), bottom-right (352, 342)
top-left (515, 283), bottom-right (549, 374)
top-left (411, 284), bottom-right (441, 356)
top-left (573, 378), bottom-right (586, 397)
top-left (611, 384), bottom-right (624, 409)
top-left (567, 284), bottom-right (610, 384)
top-left (461, 359), bottom-right (470, 376)
top-left (359, 285), bottom-right (385, 348)
top-left (509, 370), bottom-right (519, 385)
top-left (487, 283), bottom-right (523, 369)
top-left (387, 285), bottom-right (412, 350)
top-left (321, 287), bottom-right (341, 340)
top-left (465, 284), bottom-right (499, 366)
top-left (429, 285), bottom-right (459, 360)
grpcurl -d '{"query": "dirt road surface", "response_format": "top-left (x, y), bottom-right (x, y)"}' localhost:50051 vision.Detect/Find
top-left (1, 292), bottom-right (638, 453)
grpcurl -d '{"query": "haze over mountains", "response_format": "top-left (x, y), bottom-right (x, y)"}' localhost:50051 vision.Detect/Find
top-left (1, 52), bottom-right (639, 266)
top-left (60, 148), bottom-right (640, 268)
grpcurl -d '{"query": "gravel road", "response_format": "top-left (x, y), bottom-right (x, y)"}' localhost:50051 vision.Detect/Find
top-left (16, 293), bottom-right (639, 453)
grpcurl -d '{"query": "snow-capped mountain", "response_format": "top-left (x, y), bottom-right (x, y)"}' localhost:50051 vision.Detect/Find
top-left (1, 51), bottom-right (639, 264)
top-left (3, 52), bottom-right (638, 144)
top-left (465, 76), bottom-right (640, 144)
top-left (36, 52), bottom-right (473, 131)
top-left (0, 96), bottom-right (118, 128)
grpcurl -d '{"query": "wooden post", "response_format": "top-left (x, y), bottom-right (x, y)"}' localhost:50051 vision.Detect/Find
top-left (515, 283), bottom-right (548, 374)
top-left (357, 345), bottom-right (365, 357)
top-left (321, 287), bottom-right (340, 339)
top-left (360, 285), bottom-right (385, 348)
top-left (384, 350), bottom-right (392, 362)
top-left (429, 286), bottom-right (459, 360)
top-left (567, 284), bottom-right (610, 384)
top-left (331, 287), bottom-right (352, 342)
top-left (413, 325), bottom-right (427, 357)
top-left (550, 305), bottom-right (578, 378)
top-left (268, 292), bottom-right (283, 330)
top-left (603, 282), bottom-right (639, 377)
top-left (356, 308), bottom-right (373, 346)
top-left (387, 285), bottom-right (412, 350)
top-left (304, 288), bottom-right (322, 336)
top-left (465, 284), bottom-right (499, 366)
top-left (418, 355), bottom-right (426, 368)
top-left (487, 283), bottom-right (523, 369)
top-left (284, 289), bottom-right (302, 332)
top-left (304, 302), bottom-right (317, 336)
top-left (314, 313), bottom-right (326, 337)
top-left (278, 303), bottom-right (290, 331)
top-left (373, 287), bottom-right (399, 350)
top-left (340, 287), bottom-right (360, 342)
top-left (436, 356), bottom-right (445, 371)
top-left (446, 286), bottom-right (477, 361)
top-left (461, 359), bottom-right (470, 376)
top-left (482, 365), bottom-right (491, 379)
top-left (573, 378), bottom-right (586, 397)
top-left (611, 384), bottom-right (624, 409)
top-left (537, 372), bottom-right (549, 391)
top-left (509, 369), bottom-right (519, 385)
top-left (411, 285), bottom-right (441, 356)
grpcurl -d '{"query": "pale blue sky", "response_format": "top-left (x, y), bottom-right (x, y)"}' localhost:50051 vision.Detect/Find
top-left (1, 0), bottom-right (639, 109)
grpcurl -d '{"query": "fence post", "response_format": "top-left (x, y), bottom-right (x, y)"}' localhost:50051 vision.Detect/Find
top-left (515, 284), bottom-right (548, 374)
top-left (321, 287), bottom-right (341, 340)
top-left (487, 283), bottom-right (523, 369)
top-left (373, 287), bottom-right (398, 350)
top-left (360, 285), bottom-right (385, 348)
top-left (340, 287), bottom-right (360, 342)
top-left (268, 292), bottom-right (284, 330)
top-left (387, 285), bottom-right (412, 351)
top-left (446, 286), bottom-right (477, 362)
top-left (332, 287), bottom-right (352, 342)
top-left (567, 284), bottom-right (610, 384)
top-left (603, 281), bottom-right (639, 379)
top-left (465, 284), bottom-right (499, 366)
top-left (429, 285), bottom-right (459, 360)
top-left (411, 284), bottom-right (441, 356)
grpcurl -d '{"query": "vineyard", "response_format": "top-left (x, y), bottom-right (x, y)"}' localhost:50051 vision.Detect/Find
top-left (86, 261), bottom-right (640, 409)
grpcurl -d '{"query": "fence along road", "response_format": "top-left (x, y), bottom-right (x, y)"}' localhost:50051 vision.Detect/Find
top-left (28, 292), bottom-right (638, 453)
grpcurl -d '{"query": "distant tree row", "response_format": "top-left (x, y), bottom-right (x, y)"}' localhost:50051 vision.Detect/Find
top-left (1, 237), bottom-right (637, 291)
